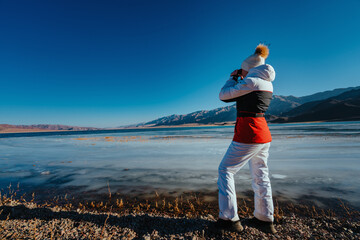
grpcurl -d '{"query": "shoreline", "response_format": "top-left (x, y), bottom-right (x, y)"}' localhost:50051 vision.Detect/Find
top-left (1, 189), bottom-right (359, 239)
top-left (0, 123), bottom-right (235, 134)
top-left (2, 120), bottom-right (360, 135)
top-left (0, 128), bottom-right (69, 134)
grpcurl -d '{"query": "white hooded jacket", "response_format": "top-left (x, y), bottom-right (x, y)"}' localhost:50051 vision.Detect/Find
top-left (219, 64), bottom-right (276, 144)
top-left (219, 64), bottom-right (275, 102)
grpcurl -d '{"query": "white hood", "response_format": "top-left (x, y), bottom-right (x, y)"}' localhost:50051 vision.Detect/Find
top-left (246, 64), bottom-right (275, 82)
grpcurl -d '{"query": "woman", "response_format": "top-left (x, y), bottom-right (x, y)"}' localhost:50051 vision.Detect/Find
top-left (217, 44), bottom-right (276, 234)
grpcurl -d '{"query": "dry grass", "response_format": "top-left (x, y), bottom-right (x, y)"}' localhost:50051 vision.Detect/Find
top-left (0, 184), bottom-right (359, 239)
top-left (74, 136), bottom-right (148, 143)
top-left (1, 184), bottom-right (358, 223)
top-left (73, 135), bottom-right (215, 144)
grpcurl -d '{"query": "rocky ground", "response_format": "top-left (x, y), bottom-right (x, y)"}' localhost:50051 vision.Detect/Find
top-left (0, 190), bottom-right (359, 239)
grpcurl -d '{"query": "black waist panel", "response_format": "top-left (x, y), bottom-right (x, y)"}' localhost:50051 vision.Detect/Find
top-left (236, 91), bottom-right (273, 116)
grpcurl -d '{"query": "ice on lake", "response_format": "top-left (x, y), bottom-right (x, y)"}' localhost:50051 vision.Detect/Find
top-left (0, 121), bottom-right (359, 207)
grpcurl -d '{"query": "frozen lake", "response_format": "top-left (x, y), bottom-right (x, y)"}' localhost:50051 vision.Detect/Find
top-left (0, 122), bottom-right (359, 207)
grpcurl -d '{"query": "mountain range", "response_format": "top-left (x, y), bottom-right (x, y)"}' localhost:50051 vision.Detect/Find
top-left (2, 86), bottom-right (360, 133)
top-left (273, 88), bottom-right (360, 123)
top-left (133, 86), bottom-right (360, 127)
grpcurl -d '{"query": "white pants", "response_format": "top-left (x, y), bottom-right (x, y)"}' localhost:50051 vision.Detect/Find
top-left (217, 141), bottom-right (274, 222)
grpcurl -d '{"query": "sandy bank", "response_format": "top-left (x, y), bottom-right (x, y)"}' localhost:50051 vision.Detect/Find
top-left (0, 190), bottom-right (359, 239)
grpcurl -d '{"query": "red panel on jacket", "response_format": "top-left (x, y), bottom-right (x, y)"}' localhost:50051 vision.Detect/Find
top-left (233, 117), bottom-right (272, 144)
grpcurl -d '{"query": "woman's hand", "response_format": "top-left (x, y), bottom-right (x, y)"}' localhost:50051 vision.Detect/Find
top-left (230, 69), bottom-right (240, 77)
top-left (230, 69), bottom-right (244, 80)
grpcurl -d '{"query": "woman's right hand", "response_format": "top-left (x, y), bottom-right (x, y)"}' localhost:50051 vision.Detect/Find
top-left (230, 69), bottom-right (239, 77)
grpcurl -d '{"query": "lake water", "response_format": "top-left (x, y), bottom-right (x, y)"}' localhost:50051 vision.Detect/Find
top-left (1, 122), bottom-right (359, 207)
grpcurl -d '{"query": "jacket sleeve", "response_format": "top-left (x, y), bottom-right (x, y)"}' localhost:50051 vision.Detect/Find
top-left (219, 77), bottom-right (253, 102)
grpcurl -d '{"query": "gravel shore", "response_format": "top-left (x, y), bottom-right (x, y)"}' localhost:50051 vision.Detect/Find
top-left (0, 190), bottom-right (359, 239)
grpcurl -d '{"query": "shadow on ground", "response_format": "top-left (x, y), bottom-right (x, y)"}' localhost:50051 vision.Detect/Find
top-left (0, 204), bottom-right (220, 237)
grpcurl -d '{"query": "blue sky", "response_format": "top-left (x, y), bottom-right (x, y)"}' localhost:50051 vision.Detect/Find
top-left (1, 0), bottom-right (360, 127)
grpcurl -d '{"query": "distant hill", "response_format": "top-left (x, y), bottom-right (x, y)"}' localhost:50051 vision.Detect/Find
top-left (0, 124), bottom-right (99, 133)
top-left (267, 86), bottom-right (360, 115)
top-left (133, 86), bottom-right (360, 127)
top-left (267, 95), bottom-right (301, 115)
top-left (131, 105), bottom-right (236, 127)
top-left (271, 88), bottom-right (360, 123)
